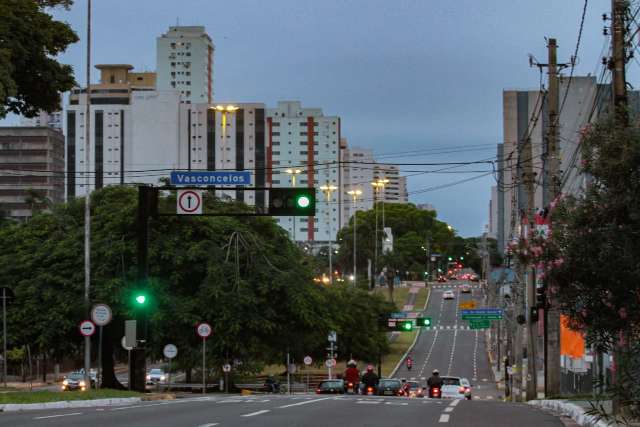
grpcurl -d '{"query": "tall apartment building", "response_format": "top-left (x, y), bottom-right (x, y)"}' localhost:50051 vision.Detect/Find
top-left (494, 76), bottom-right (617, 253)
top-left (0, 127), bottom-right (65, 219)
top-left (373, 164), bottom-right (408, 203)
top-left (156, 26), bottom-right (214, 104)
top-left (20, 111), bottom-right (63, 130)
top-left (340, 144), bottom-right (374, 226)
top-left (66, 64), bottom-right (183, 198)
top-left (266, 101), bottom-right (341, 243)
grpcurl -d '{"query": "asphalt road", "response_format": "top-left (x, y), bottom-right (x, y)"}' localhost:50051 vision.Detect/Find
top-left (0, 394), bottom-right (564, 427)
top-left (393, 280), bottom-right (499, 400)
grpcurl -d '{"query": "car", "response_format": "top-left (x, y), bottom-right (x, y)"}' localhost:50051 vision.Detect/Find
top-left (377, 378), bottom-right (402, 396)
top-left (460, 284), bottom-right (471, 293)
top-left (146, 368), bottom-right (166, 385)
top-left (61, 372), bottom-right (88, 391)
top-left (399, 380), bottom-right (424, 398)
top-left (315, 379), bottom-right (345, 394)
top-left (443, 290), bottom-right (455, 300)
top-left (437, 276), bottom-right (448, 283)
top-left (439, 376), bottom-right (471, 400)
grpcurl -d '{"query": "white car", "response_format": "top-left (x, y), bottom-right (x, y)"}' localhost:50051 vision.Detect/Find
top-left (439, 376), bottom-right (471, 400)
top-left (146, 368), bottom-right (166, 384)
top-left (443, 290), bottom-right (455, 300)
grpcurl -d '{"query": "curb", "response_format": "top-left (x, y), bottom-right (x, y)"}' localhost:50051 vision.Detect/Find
top-left (528, 400), bottom-right (610, 427)
top-left (390, 285), bottom-right (431, 378)
top-left (0, 397), bottom-right (142, 412)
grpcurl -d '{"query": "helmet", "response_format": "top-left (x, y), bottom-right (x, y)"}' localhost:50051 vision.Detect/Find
top-left (347, 359), bottom-right (357, 367)
top-left (432, 369), bottom-right (439, 375)
top-left (366, 364), bottom-right (374, 372)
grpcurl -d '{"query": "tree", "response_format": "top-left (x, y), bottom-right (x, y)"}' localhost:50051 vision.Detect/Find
top-left (0, 0), bottom-right (78, 118)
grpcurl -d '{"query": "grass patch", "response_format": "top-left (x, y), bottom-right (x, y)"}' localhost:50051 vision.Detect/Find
top-left (375, 286), bottom-right (410, 311)
top-left (0, 389), bottom-right (142, 404)
top-left (413, 287), bottom-right (429, 310)
top-left (381, 330), bottom-right (417, 377)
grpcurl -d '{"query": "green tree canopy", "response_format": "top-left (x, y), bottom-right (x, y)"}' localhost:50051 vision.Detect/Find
top-left (0, 0), bottom-right (77, 118)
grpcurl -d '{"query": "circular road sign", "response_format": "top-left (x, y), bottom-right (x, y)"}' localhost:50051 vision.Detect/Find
top-left (222, 364), bottom-right (232, 373)
top-left (303, 356), bottom-right (313, 366)
top-left (196, 322), bottom-right (212, 339)
top-left (121, 336), bottom-right (133, 351)
top-left (163, 344), bottom-right (178, 359)
top-left (91, 304), bottom-right (112, 326)
top-left (325, 358), bottom-right (336, 368)
top-left (178, 190), bottom-right (202, 214)
top-left (79, 320), bottom-right (96, 337)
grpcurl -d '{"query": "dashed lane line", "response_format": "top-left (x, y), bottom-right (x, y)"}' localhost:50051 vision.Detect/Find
top-left (196, 424), bottom-right (219, 427)
top-left (446, 328), bottom-right (458, 376)
top-left (449, 399), bottom-right (460, 407)
top-left (277, 396), bottom-right (334, 409)
top-left (419, 330), bottom-right (439, 377)
top-left (34, 412), bottom-right (82, 420)
top-left (439, 414), bottom-right (450, 423)
top-left (444, 407), bottom-right (454, 413)
top-left (473, 330), bottom-right (479, 381)
top-left (241, 409), bottom-right (270, 417)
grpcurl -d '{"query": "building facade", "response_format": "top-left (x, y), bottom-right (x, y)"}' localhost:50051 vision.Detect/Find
top-left (340, 144), bottom-right (375, 227)
top-left (373, 163), bottom-right (408, 203)
top-left (156, 26), bottom-right (214, 104)
top-left (20, 111), bottom-right (62, 130)
top-left (0, 127), bottom-right (64, 220)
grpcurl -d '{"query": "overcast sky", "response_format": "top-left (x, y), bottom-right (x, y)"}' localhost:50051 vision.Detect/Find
top-left (7, 0), bottom-right (633, 236)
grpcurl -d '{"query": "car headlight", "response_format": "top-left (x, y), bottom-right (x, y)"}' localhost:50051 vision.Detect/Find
top-left (146, 375), bottom-right (151, 380)
top-left (160, 375), bottom-right (166, 381)
top-left (79, 381), bottom-right (86, 387)
top-left (63, 379), bottom-right (68, 385)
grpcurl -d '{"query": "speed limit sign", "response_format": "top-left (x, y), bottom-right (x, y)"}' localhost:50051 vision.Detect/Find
top-left (196, 322), bottom-right (212, 339)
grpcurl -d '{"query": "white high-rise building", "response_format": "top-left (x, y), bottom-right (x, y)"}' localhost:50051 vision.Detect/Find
top-left (156, 26), bottom-right (214, 104)
top-left (20, 111), bottom-right (62, 130)
top-left (340, 144), bottom-right (374, 226)
top-left (266, 101), bottom-right (341, 243)
top-left (373, 164), bottom-right (408, 203)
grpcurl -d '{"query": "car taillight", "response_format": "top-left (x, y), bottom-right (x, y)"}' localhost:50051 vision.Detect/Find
top-left (459, 386), bottom-right (465, 393)
top-left (367, 387), bottom-right (373, 393)
top-left (316, 389), bottom-right (321, 394)
top-left (348, 382), bottom-right (353, 387)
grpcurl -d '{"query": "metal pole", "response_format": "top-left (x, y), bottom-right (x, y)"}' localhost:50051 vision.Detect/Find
top-left (286, 351), bottom-right (291, 395)
top-left (328, 342), bottom-right (333, 379)
top-left (202, 339), bottom-right (206, 395)
top-left (353, 205), bottom-right (357, 284)
top-left (167, 357), bottom-right (171, 393)
top-left (2, 287), bottom-right (6, 388)
top-left (127, 350), bottom-right (131, 391)
top-left (97, 325), bottom-right (102, 389)
top-left (374, 187), bottom-right (378, 287)
top-left (83, 0), bottom-right (93, 390)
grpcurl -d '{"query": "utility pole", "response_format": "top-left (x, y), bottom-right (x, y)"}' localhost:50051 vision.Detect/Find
top-left (83, 0), bottom-right (92, 389)
top-left (611, 0), bottom-right (628, 126)
top-left (546, 37), bottom-right (561, 398)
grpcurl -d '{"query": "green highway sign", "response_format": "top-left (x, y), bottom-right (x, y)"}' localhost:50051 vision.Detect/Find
top-left (469, 320), bottom-right (491, 329)
top-left (462, 314), bottom-right (502, 320)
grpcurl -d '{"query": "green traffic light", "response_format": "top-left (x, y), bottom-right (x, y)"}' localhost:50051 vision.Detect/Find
top-left (135, 295), bottom-right (146, 305)
top-left (418, 317), bottom-right (432, 327)
top-left (448, 256), bottom-right (453, 261)
top-left (460, 256), bottom-right (464, 260)
top-left (401, 321), bottom-right (413, 331)
top-left (296, 195), bottom-right (311, 208)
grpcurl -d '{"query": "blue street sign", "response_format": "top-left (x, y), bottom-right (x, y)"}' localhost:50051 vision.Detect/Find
top-left (390, 312), bottom-right (409, 319)
top-left (170, 171), bottom-right (251, 186)
top-left (461, 308), bottom-right (503, 316)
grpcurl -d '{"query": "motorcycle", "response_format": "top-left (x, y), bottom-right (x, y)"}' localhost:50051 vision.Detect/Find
top-left (345, 381), bottom-right (358, 394)
top-left (362, 385), bottom-right (377, 396)
top-left (428, 386), bottom-right (441, 398)
top-left (406, 359), bottom-right (413, 371)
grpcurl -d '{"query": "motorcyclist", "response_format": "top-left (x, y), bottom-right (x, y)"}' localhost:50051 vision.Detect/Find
top-left (360, 365), bottom-right (379, 394)
top-left (427, 369), bottom-right (443, 393)
top-left (344, 360), bottom-right (360, 391)
top-left (406, 354), bottom-right (413, 370)
top-left (264, 375), bottom-right (279, 393)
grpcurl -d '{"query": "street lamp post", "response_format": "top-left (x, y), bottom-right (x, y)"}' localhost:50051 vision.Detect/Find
top-left (375, 178), bottom-right (389, 244)
top-left (210, 105), bottom-right (239, 166)
top-left (347, 189), bottom-right (362, 285)
top-left (320, 184), bottom-right (338, 284)
top-left (285, 168), bottom-right (303, 241)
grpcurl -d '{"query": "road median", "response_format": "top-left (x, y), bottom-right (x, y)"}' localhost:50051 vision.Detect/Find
top-left (0, 390), bottom-right (144, 412)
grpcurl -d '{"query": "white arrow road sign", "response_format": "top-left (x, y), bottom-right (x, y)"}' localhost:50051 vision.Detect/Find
top-left (177, 190), bottom-right (203, 215)
top-left (163, 344), bottom-right (178, 359)
top-left (79, 320), bottom-right (96, 337)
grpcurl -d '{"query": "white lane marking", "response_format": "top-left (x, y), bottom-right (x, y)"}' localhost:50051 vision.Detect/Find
top-left (357, 400), bottom-right (381, 404)
top-left (473, 329), bottom-right (479, 381)
top-left (277, 396), bottom-right (333, 408)
top-left (447, 328), bottom-right (458, 376)
top-left (385, 401), bottom-right (409, 405)
top-left (34, 412), bottom-right (82, 420)
top-left (444, 406), bottom-right (454, 413)
top-left (439, 414), bottom-right (450, 423)
top-left (449, 399), bottom-right (460, 407)
top-left (196, 424), bottom-right (219, 427)
top-left (242, 409), bottom-right (270, 417)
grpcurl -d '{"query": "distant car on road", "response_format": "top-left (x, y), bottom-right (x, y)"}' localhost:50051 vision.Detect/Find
top-left (315, 379), bottom-right (345, 394)
top-left (146, 368), bottom-right (166, 384)
top-left (443, 290), bottom-right (455, 300)
top-left (460, 284), bottom-right (471, 293)
top-left (61, 372), bottom-right (88, 391)
top-left (439, 376), bottom-right (471, 400)
top-left (399, 380), bottom-right (424, 398)
top-left (437, 276), bottom-right (448, 283)
top-left (377, 378), bottom-right (402, 396)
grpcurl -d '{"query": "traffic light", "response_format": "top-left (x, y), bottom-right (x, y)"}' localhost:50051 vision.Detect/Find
top-left (135, 294), bottom-right (147, 305)
top-left (530, 306), bottom-right (539, 323)
top-left (269, 188), bottom-right (316, 216)
top-left (395, 320), bottom-right (413, 332)
top-left (536, 285), bottom-right (546, 308)
top-left (416, 317), bottom-right (432, 327)
top-left (448, 256), bottom-right (453, 261)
